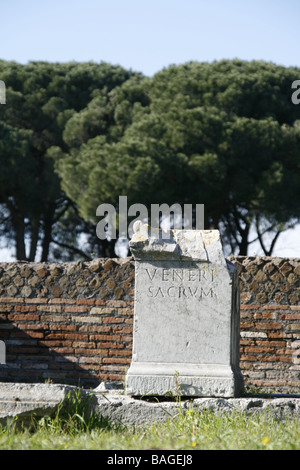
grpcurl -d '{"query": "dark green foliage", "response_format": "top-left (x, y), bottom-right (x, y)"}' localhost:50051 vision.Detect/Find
top-left (0, 60), bottom-right (135, 260)
top-left (1, 59), bottom-right (299, 259)
top-left (54, 60), bottom-right (300, 255)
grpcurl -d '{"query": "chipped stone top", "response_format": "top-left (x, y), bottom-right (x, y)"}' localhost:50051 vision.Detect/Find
top-left (129, 221), bottom-right (227, 264)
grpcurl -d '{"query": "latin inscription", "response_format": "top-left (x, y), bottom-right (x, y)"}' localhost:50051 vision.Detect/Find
top-left (146, 268), bottom-right (214, 282)
top-left (145, 267), bottom-right (216, 300)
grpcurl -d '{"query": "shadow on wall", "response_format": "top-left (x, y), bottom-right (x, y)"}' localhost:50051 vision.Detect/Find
top-left (0, 318), bottom-right (101, 388)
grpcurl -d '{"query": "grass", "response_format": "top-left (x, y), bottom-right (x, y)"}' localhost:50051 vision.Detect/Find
top-left (0, 391), bottom-right (299, 450)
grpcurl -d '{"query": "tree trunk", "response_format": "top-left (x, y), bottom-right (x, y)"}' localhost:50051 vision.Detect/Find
top-left (41, 205), bottom-right (55, 262)
top-left (102, 239), bottom-right (116, 258)
top-left (238, 222), bottom-right (250, 256)
top-left (5, 198), bottom-right (27, 260)
top-left (29, 217), bottom-right (40, 261)
top-left (13, 215), bottom-right (27, 260)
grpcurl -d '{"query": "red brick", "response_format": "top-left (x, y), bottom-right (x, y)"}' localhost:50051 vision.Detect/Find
top-left (14, 305), bottom-right (37, 312)
top-left (109, 349), bottom-right (132, 356)
top-left (103, 358), bottom-right (131, 364)
top-left (117, 308), bottom-right (133, 316)
top-left (113, 326), bottom-right (133, 334)
top-left (245, 347), bottom-right (274, 354)
top-left (262, 305), bottom-right (289, 310)
top-left (101, 365), bottom-right (127, 372)
top-left (46, 333), bottom-right (89, 340)
top-left (40, 340), bottom-right (72, 348)
top-left (240, 354), bottom-right (256, 361)
top-left (51, 363), bottom-right (76, 370)
top-left (258, 322), bottom-right (282, 330)
top-left (257, 355), bottom-right (291, 362)
top-left (97, 342), bottom-right (123, 349)
top-left (76, 299), bottom-right (96, 305)
top-left (20, 323), bottom-right (47, 330)
top-left (72, 341), bottom-right (96, 349)
top-left (52, 347), bottom-right (74, 354)
top-left (280, 313), bottom-right (300, 320)
top-left (48, 298), bottom-right (76, 304)
top-left (98, 373), bottom-right (110, 380)
top-left (256, 340), bottom-right (286, 347)
top-left (268, 331), bottom-right (286, 338)
top-left (240, 322), bottom-right (255, 329)
top-left (103, 317), bottom-right (126, 324)
top-left (25, 331), bottom-right (44, 339)
top-left (0, 297), bottom-right (24, 303)
top-left (79, 325), bottom-right (111, 333)
top-left (8, 314), bottom-right (39, 321)
top-left (90, 334), bottom-right (121, 341)
top-left (106, 300), bottom-right (127, 308)
top-left (37, 305), bottom-right (62, 313)
top-left (65, 306), bottom-right (89, 313)
top-left (240, 339), bottom-right (255, 346)
top-left (107, 374), bottom-right (124, 381)
top-left (78, 354), bottom-right (104, 362)
top-left (49, 324), bottom-right (77, 331)
top-left (255, 312), bottom-right (277, 320)
top-left (277, 348), bottom-right (293, 355)
top-left (0, 306), bottom-right (13, 313)
top-left (240, 311), bottom-right (253, 319)
top-left (121, 335), bottom-right (132, 342)
top-left (25, 298), bottom-right (48, 304)
top-left (240, 305), bottom-right (260, 310)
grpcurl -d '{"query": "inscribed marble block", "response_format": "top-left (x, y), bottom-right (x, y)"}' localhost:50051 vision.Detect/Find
top-left (125, 222), bottom-right (244, 397)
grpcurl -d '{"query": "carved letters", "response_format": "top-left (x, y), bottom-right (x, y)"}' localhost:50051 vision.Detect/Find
top-left (145, 267), bottom-right (216, 300)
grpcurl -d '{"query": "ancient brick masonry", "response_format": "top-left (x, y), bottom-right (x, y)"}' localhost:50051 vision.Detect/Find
top-left (228, 256), bottom-right (300, 393)
top-left (0, 258), bottom-right (135, 388)
top-left (0, 255), bottom-right (299, 393)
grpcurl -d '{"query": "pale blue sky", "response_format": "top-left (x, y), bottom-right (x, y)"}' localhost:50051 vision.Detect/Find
top-left (0, 0), bottom-right (299, 258)
top-left (1, 0), bottom-right (299, 76)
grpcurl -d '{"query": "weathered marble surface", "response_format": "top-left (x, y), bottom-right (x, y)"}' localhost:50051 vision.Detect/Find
top-left (125, 223), bottom-right (244, 397)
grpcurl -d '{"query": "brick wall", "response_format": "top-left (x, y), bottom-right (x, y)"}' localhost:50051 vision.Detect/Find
top-left (229, 256), bottom-right (300, 393)
top-left (0, 256), bottom-right (299, 393)
top-left (0, 258), bottom-right (135, 388)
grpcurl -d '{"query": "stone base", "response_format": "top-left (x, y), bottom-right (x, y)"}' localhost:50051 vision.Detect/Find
top-left (125, 362), bottom-right (244, 398)
top-left (0, 384), bottom-right (299, 429)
